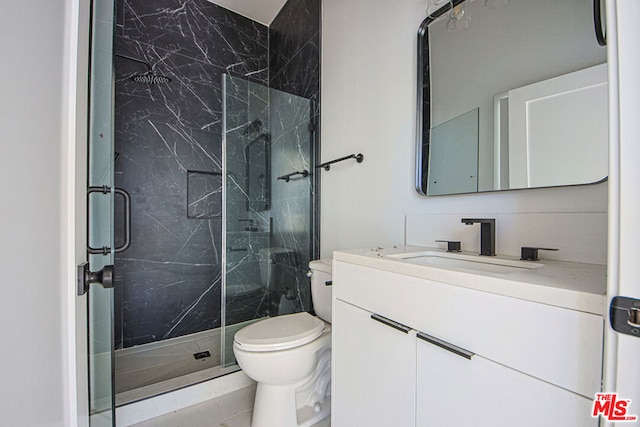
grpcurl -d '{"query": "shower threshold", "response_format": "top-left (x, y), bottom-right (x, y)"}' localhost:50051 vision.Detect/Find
top-left (116, 363), bottom-right (240, 407)
top-left (115, 325), bottom-right (247, 406)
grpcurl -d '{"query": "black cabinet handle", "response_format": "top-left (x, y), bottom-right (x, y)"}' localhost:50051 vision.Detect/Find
top-left (370, 314), bottom-right (411, 334)
top-left (417, 331), bottom-right (474, 360)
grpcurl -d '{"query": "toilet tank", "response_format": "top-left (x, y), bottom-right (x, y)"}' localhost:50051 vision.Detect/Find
top-left (258, 247), bottom-right (297, 291)
top-left (309, 259), bottom-right (333, 323)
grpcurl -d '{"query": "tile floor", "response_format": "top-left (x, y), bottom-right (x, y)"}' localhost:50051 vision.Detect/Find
top-left (130, 386), bottom-right (255, 427)
top-left (129, 385), bottom-right (331, 427)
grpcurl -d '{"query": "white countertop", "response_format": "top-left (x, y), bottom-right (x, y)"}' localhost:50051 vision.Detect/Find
top-left (333, 245), bottom-right (607, 316)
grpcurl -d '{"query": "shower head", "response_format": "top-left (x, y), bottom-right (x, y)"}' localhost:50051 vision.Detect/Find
top-left (131, 72), bottom-right (171, 85)
top-left (115, 53), bottom-right (172, 85)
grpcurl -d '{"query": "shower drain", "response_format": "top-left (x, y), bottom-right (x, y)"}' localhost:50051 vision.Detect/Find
top-left (193, 350), bottom-right (212, 360)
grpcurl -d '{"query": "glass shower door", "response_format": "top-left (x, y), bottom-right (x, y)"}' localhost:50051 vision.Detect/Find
top-left (222, 75), bottom-right (272, 365)
top-left (87, 0), bottom-right (116, 425)
top-left (221, 75), bottom-right (314, 366)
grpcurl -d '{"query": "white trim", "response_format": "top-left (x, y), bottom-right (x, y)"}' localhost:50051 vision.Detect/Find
top-left (65, 0), bottom-right (91, 425)
top-left (610, 0), bottom-right (640, 410)
top-left (604, 0), bottom-right (620, 395)
top-left (62, 0), bottom-right (82, 425)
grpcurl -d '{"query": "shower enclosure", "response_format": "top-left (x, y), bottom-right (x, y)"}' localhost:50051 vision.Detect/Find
top-left (83, 0), bottom-right (321, 413)
top-left (112, 70), bottom-right (317, 402)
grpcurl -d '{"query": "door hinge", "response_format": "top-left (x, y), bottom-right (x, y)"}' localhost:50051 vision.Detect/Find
top-left (610, 296), bottom-right (640, 338)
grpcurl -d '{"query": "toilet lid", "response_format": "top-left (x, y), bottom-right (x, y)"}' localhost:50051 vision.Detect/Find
top-left (233, 312), bottom-right (325, 352)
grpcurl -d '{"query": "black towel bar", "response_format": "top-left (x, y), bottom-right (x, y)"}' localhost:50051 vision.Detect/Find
top-left (316, 153), bottom-right (364, 171)
top-left (277, 169), bottom-right (309, 182)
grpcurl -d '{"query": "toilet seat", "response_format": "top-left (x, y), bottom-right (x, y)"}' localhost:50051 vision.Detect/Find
top-left (234, 312), bottom-right (325, 352)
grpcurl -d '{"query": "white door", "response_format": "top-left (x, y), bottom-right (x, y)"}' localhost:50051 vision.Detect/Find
top-left (605, 0), bottom-right (640, 424)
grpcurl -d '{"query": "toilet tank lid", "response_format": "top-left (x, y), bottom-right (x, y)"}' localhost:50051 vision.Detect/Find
top-left (233, 312), bottom-right (325, 352)
top-left (309, 259), bottom-right (332, 273)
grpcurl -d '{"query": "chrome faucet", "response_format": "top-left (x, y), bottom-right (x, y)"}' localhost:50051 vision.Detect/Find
top-left (461, 218), bottom-right (496, 256)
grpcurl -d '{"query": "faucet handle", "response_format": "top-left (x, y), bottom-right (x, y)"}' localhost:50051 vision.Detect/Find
top-left (520, 246), bottom-right (559, 261)
top-left (461, 218), bottom-right (495, 225)
top-left (436, 240), bottom-right (461, 252)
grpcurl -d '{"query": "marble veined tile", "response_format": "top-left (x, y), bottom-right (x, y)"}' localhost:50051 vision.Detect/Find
top-left (270, 35), bottom-right (320, 100)
top-left (187, 171), bottom-right (223, 219)
top-left (120, 0), bottom-right (268, 82)
top-left (269, 0), bottom-right (320, 76)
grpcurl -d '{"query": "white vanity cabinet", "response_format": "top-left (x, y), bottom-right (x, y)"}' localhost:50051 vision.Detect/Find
top-left (333, 299), bottom-right (416, 426)
top-left (332, 258), bottom-right (604, 427)
top-left (416, 336), bottom-right (595, 426)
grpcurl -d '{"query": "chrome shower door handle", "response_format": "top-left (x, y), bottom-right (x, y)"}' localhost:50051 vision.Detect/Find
top-left (87, 186), bottom-right (131, 254)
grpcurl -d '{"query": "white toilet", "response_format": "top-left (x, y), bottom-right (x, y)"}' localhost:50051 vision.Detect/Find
top-left (233, 259), bottom-right (333, 427)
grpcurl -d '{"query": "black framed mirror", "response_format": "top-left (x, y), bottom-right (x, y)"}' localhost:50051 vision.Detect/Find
top-left (416, 0), bottom-right (608, 196)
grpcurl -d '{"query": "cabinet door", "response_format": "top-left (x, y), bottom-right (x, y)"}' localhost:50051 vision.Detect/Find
top-left (416, 337), bottom-right (597, 427)
top-left (333, 299), bottom-right (416, 427)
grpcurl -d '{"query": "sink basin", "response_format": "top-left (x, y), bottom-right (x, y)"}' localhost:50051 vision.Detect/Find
top-left (386, 251), bottom-right (541, 275)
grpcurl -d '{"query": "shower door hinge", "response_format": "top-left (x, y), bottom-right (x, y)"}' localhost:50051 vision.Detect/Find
top-left (610, 296), bottom-right (640, 338)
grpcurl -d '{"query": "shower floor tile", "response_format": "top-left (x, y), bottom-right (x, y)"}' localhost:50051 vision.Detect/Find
top-left (116, 320), bottom-right (259, 405)
top-left (116, 328), bottom-right (222, 395)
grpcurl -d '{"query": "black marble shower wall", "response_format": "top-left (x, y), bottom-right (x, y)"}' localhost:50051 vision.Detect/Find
top-left (113, 0), bottom-right (268, 349)
top-left (270, 0), bottom-right (320, 100)
top-left (113, 0), bottom-right (321, 350)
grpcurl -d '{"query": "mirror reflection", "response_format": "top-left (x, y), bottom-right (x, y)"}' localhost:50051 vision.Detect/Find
top-left (417, 0), bottom-right (608, 196)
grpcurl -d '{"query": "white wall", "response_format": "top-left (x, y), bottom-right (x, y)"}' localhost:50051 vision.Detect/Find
top-left (0, 0), bottom-right (85, 425)
top-left (320, 0), bottom-right (608, 258)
